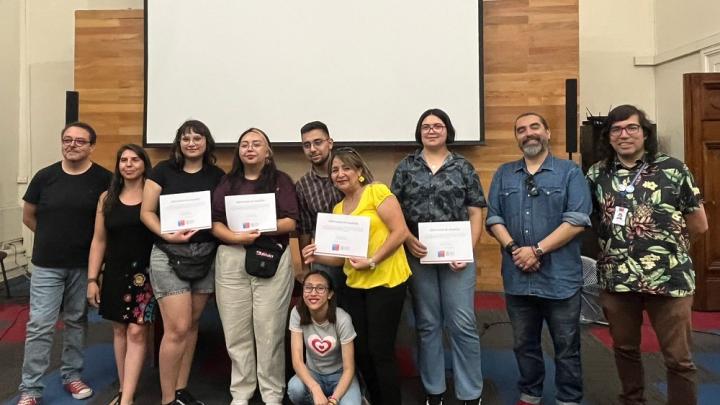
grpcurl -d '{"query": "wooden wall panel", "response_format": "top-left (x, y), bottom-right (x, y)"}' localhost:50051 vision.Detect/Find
top-left (75, 1), bottom-right (579, 292)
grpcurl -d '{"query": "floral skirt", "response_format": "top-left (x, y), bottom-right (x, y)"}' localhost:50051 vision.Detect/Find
top-left (99, 262), bottom-right (156, 324)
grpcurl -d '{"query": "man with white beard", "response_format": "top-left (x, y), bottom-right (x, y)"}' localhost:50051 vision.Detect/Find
top-left (485, 112), bottom-right (591, 405)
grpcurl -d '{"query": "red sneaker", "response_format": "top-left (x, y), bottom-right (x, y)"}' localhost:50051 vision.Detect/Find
top-left (63, 380), bottom-right (93, 400)
top-left (16, 393), bottom-right (39, 405)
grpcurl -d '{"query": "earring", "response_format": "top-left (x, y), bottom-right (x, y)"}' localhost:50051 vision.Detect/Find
top-left (358, 175), bottom-right (365, 183)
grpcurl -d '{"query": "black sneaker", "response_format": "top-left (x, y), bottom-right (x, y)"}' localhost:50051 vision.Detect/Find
top-left (175, 389), bottom-right (205, 405)
top-left (426, 393), bottom-right (444, 405)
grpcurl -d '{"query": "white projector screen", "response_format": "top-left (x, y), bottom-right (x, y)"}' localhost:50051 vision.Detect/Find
top-left (144, 0), bottom-right (483, 146)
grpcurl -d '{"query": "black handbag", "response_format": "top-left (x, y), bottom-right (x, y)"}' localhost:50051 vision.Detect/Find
top-left (245, 236), bottom-right (285, 278)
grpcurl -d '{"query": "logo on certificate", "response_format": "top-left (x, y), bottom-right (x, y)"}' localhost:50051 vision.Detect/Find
top-left (331, 244), bottom-right (341, 251)
top-left (178, 219), bottom-right (187, 226)
top-left (242, 222), bottom-right (251, 229)
top-left (438, 250), bottom-right (446, 257)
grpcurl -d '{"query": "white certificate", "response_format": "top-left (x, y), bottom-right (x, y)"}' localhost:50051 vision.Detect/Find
top-left (314, 213), bottom-right (370, 259)
top-left (159, 190), bottom-right (212, 233)
top-left (418, 221), bottom-right (474, 264)
top-left (224, 193), bottom-right (277, 233)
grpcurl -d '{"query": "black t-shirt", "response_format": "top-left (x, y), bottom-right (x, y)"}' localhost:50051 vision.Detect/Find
top-left (23, 162), bottom-right (112, 268)
top-left (148, 160), bottom-right (225, 243)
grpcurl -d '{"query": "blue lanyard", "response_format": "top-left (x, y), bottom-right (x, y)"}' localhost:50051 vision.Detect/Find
top-left (620, 163), bottom-right (647, 195)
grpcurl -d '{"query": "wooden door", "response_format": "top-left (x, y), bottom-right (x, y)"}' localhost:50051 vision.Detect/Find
top-left (683, 73), bottom-right (720, 311)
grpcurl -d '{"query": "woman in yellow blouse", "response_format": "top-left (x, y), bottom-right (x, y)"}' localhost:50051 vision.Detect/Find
top-left (302, 147), bottom-right (411, 405)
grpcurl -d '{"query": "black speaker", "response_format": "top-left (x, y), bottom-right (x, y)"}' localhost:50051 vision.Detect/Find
top-left (565, 79), bottom-right (578, 154)
top-left (65, 91), bottom-right (79, 124)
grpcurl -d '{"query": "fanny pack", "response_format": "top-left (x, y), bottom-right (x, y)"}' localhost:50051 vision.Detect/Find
top-left (245, 236), bottom-right (285, 278)
top-left (156, 242), bottom-right (217, 281)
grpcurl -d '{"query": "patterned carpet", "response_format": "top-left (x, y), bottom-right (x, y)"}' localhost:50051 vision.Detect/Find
top-left (2, 276), bottom-right (720, 404)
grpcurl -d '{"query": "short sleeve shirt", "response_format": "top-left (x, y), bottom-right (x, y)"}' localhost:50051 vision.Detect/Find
top-left (211, 171), bottom-right (300, 246)
top-left (586, 153), bottom-right (703, 297)
top-left (332, 183), bottom-right (411, 289)
top-left (23, 162), bottom-right (112, 268)
top-left (391, 150), bottom-right (486, 237)
top-left (148, 160), bottom-right (225, 243)
top-left (289, 307), bottom-right (356, 374)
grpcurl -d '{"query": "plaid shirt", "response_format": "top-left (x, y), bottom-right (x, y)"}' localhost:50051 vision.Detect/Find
top-left (295, 167), bottom-right (343, 236)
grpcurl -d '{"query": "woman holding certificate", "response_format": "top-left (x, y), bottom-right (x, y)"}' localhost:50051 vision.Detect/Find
top-left (302, 147), bottom-right (411, 405)
top-left (87, 144), bottom-right (155, 405)
top-left (140, 120), bottom-right (224, 405)
top-left (210, 128), bottom-right (299, 405)
top-left (390, 109), bottom-right (486, 405)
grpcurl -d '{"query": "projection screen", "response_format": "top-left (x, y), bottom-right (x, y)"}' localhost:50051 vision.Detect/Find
top-left (144, 0), bottom-right (483, 145)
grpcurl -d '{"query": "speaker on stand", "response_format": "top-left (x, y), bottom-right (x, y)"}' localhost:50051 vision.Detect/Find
top-left (66, 91), bottom-right (79, 124)
top-left (565, 79), bottom-right (578, 160)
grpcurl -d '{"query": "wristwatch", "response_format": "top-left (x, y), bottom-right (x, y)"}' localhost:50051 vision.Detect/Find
top-left (534, 244), bottom-right (545, 257)
top-left (368, 259), bottom-right (376, 270)
top-left (504, 240), bottom-right (519, 254)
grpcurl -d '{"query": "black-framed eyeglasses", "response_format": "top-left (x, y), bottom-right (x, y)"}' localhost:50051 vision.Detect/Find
top-left (303, 284), bottom-right (328, 294)
top-left (302, 138), bottom-right (328, 150)
top-left (525, 174), bottom-right (539, 197)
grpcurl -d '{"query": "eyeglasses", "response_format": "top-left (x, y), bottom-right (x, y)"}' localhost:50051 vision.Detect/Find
top-left (525, 174), bottom-right (539, 197)
top-left (609, 124), bottom-right (641, 137)
top-left (421, 123), bottom-right (446, 133)
top-left (302, 139), bottom-right (327, 150)
top-left (303, 284), bottom-right (328, 294)
top-left (61, 137), bottom-right (90, 147)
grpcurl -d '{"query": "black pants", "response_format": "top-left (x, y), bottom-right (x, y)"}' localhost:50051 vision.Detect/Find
top-left (343, 282), bottom-right (407, 405)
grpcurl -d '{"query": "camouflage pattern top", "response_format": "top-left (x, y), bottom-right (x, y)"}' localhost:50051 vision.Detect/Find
top-left (391, 149), bottom-right (486, 238)
top-left (586, 153), bottom-right (703, 297)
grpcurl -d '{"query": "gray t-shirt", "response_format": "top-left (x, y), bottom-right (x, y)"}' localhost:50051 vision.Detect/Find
top-left (289, 307), bottom-right (357, 374)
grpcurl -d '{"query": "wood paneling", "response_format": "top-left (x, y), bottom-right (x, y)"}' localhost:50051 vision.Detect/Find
top-left (74, 2), bottom-right (579, 292)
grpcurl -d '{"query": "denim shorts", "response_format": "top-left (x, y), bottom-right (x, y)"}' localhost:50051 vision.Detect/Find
top-left (149, 245), bottom-right (215, 299)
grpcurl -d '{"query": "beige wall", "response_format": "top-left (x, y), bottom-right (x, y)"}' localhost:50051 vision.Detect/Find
top-left (655, 1), bottom-right (720, 53)
top-left (653, 1), bottom-right (720, 160)
top-left (0, 0), bottom-right (22, 242)
top-left (580, 0), bottom-right (720, 160)
top-left (579, 0), bottom-right (656, 120)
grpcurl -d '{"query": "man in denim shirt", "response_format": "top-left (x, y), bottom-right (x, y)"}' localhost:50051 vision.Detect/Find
top-left (486, 112), bottom-right (591, 405)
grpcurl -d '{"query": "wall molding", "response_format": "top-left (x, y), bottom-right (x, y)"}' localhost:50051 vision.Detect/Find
top-left (634, 31), bottom-right (720, 66)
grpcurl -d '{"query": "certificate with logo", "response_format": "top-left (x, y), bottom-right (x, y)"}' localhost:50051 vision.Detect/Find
top-left (418, 221), bottom-right (474, 264)
top-left (225, 193), bottom-right (277, 233)
top-left (314, 213), bottom-right (370, 258)
top-left (159, 190), bottom-right (212, 233)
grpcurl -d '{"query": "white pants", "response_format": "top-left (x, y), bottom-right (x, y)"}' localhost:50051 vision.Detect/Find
top-left (215, 244), bottom-right (294, 404)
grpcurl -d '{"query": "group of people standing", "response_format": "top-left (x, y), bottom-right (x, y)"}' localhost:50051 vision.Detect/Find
top-left (14, 104), bottom-right (708, 405)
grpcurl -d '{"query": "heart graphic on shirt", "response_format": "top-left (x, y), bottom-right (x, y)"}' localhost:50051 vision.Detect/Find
top-left (308, 334), bottom-right (336, 356)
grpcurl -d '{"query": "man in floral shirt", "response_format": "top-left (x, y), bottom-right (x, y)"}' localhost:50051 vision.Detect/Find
top-left (586, 104), bottom-right (708, 405)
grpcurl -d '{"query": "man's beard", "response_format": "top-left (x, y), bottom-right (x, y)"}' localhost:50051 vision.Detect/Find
top-left (312, 155), bottom-right (329, 168)
top-left (521, 138), bottom-right (548, 158)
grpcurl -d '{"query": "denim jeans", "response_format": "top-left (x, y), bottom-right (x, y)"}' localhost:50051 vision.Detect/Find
top-left (408, 255), bottom-right (483, 400)
top-left (505, 291), bottom-right (582, 405)
top-left (19, 265), bottom-right (89, 397)
top-left (287, 368), bottom-right (361, 405)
